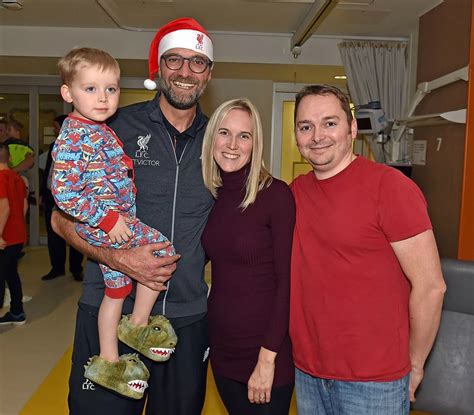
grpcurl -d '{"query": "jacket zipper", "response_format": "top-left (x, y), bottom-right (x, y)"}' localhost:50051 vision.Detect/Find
top-left (162, 132), bottom-right (189, 315)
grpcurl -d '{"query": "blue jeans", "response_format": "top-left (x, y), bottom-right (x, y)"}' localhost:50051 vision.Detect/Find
top-left (295, 368), bottom-right (410, 415)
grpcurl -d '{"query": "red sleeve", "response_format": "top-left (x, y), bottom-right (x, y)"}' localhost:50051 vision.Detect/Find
top-left (98, 210), bottom-right (120, 233)
top-left (377, 169), bottom-right (432, 242)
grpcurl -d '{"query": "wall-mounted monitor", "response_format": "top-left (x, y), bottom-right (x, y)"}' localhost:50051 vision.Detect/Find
top-left (355, 108), bottom-right (388, 134)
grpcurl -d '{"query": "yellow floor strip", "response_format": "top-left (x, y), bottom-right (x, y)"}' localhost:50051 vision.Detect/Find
top-left (19, 345), bottom-right (297, 414)
top-left (20, 346), bottom-right (72, 415)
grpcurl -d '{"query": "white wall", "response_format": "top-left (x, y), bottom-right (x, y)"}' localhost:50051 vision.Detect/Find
top-left (0, 25), bottom-right (343, 66)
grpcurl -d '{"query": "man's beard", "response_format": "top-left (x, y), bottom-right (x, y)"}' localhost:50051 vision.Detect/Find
top-left (158, 76), bottom-right (207, 110)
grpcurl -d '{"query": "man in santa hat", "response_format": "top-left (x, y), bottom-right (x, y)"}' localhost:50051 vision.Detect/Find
top-left (53, 17), bottom-right (215, 415)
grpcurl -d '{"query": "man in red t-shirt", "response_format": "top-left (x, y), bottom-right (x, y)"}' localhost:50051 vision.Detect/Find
top-left (0, 143), bottom-right (28, 325)
top-left (290, 84), bottom-right (446, 415)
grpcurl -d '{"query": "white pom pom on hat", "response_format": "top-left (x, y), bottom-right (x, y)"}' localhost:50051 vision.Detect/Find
top-left (143, 79), bottom-right (157, 91)
top-left (144, 17), bottom-right (213, 90)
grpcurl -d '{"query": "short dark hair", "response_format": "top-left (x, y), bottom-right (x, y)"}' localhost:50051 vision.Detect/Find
top-left (7, 119), bottom-right (24, 132)
top-left (0, 143), bottom-right (10, 163)
top-left (54, 114), bottom-right (68, 128)
top-left (294, 84), bottom-right (353, 127)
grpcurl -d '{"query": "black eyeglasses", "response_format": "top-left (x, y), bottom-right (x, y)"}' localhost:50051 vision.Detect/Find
top-left (161, 54), bottom-right (213, 74)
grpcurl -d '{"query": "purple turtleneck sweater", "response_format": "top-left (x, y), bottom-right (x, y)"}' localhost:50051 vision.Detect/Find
top-left (202, 167), bottom-right (296, 386)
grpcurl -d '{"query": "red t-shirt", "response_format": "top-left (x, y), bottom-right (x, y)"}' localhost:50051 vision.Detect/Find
top-left (0, 169), bottom-right (27, 246)
top-left (290, 156), bottom-right (432, 381)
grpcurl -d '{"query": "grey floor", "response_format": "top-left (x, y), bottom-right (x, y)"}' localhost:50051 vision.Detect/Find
top-left (0, 246), bottom-right (82, 415)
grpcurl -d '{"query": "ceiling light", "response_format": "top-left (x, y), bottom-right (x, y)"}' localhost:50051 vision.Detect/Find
top-left (291, 0), bottom-right (338, 50)
top-left (334, 75), bottom-right (347, 80)
top-left (0, 0), bottom-right (23, 11)
top-left (338, 0), bottom-right (374, 6)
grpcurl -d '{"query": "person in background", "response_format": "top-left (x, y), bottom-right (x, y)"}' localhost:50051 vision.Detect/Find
top-left (40, 114), bottom-right (84, 281)
top-left (0, 118), bottom-right (12, 297)
top-left (4, 119), bottom-right (35, 174)
top-left (52, 17), bottom-right (214, 414)
top-left (201, 98), bottom-right (295, 415)
top-left (0, 143), bottom-right (28, 325)
top-left (0, 119), bottom-right (8, 143)
top-left (4, 119), bottom-right (35, 234)
top-left (290, 84), bottom-right (446, 415)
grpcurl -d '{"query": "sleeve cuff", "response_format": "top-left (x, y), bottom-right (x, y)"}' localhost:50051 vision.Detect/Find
top-left (98, 210), bottom-right (119, 233)
top-left (105, 284), bottom-right (132, 299)
top-left (262, 340), bottom-right (280, 354)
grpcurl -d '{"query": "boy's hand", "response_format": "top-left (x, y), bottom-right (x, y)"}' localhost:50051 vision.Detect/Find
top-left (107, 215), bottom-right (132, 244)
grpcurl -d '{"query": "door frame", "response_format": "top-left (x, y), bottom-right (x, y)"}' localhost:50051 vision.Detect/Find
top-left (271, 83), bottom-right (308, 178)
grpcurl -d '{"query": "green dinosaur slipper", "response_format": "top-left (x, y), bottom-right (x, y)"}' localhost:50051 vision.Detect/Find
top-left (117, 314), bottom-right (178, 362)
top-left (84, 353), bottom-right (150, 400)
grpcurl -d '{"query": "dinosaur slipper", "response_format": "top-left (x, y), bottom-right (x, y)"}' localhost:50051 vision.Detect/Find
top-left (84, 353), bottom-right (150, 400)
top-left (117, 314), bottom-right (178, 362)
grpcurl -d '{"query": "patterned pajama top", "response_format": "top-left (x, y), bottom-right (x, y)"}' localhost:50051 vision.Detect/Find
top-left (52, 115), bottom-right (172, 298)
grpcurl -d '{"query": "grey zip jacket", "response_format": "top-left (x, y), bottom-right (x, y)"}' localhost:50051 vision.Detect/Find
top-left (79, 93), bottom-right (214, 318)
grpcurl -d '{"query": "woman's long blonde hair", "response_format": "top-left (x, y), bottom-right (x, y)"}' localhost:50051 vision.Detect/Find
top-left (202, 97), bottom-right (272, 210)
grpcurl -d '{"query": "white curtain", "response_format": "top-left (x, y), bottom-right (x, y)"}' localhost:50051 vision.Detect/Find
top-left (338, 40), bottom-right (408, 120)
top-left (338, 41), bottom-right (409, 162)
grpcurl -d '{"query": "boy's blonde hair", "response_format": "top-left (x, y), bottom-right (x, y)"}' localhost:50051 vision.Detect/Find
top-left (58, 47), bottom-right (120, 85)
top-left (202, 97), bottom-right (272, 210)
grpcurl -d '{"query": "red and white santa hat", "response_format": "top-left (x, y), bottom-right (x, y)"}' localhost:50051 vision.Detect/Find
top-left (144, 17), bottom-right (213, 90)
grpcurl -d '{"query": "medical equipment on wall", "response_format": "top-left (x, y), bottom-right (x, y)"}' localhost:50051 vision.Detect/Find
top-left (356, 65), bottom-right (469, 165)
top-left (355, 102), bottom-right (392, 163)
top-left (355, 102), bottom-right (388, 135)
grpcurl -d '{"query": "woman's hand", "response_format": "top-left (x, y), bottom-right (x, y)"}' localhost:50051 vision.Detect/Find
top-left (247, 347), bottom-right (277, 404)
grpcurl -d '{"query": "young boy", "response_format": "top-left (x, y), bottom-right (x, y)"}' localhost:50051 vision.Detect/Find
top-left (53, 48), bottom-right (177, 399)
top-left (0, 143), bottom-right (28, 325)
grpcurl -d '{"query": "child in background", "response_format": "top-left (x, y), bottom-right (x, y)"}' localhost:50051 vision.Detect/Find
top-left (53, 48), bottom-right (177, 399)
top-left (0, 143), bottom-right (28, 325)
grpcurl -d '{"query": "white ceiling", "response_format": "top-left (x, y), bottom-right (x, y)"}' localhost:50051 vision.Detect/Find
top-left (0, 0), bottom-right (443, 39)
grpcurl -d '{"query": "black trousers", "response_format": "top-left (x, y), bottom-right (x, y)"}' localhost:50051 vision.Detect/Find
top-left (214, 374), bottom-right (294, 415)
top-left (68, 303), bottom-right (209, 415)
top-left (0, 243), bottom-right (24, 315)
top-left (44, 191), bottom-right (83, 274)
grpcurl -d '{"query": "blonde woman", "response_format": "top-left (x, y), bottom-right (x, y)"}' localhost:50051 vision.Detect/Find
top-left (201, 98), bottom-right (295, 414)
